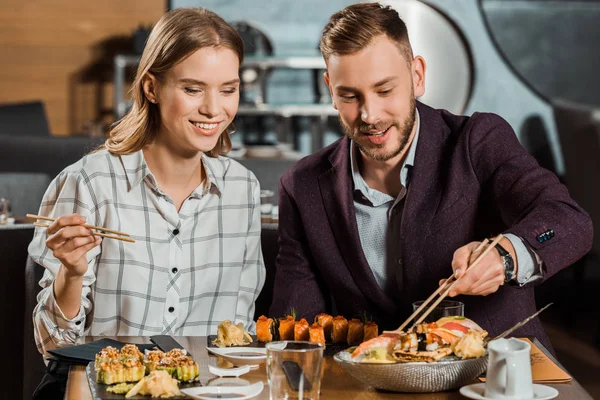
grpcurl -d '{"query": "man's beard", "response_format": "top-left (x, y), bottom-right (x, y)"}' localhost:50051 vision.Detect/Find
top-left (340, 96), bottom-right (416, 162)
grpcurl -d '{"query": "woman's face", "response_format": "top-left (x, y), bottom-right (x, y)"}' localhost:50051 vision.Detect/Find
top-left (152, 46), bottom-right (240, 157)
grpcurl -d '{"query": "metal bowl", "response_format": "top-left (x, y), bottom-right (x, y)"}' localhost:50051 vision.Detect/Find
top-left (334, 350), bottom-right (488, 393)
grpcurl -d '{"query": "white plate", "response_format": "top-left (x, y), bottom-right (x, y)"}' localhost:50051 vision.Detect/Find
top-left (181, 381), bottom-right (264, 400)
top-left (460, 382), bottom-right (558, 400)
top-left (206, 346), bottom-right (267, 367)
top-left (208, 364), bottom-right (252, 377)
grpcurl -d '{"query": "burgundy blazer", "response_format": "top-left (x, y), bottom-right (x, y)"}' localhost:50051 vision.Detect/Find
top-left (270, 102), bottom-right (592, 350)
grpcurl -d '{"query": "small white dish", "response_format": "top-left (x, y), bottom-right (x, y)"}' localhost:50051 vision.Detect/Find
top-left (206, 346), bottom-right (267, 367)
top-left (181, 381), bottom-right (264, 400)
top-left (206, 377), bottom-right (250, 387)
top-left (208, 364), bottom-right (251, 377)
top-left (459, 382), bottom-right (559, 400)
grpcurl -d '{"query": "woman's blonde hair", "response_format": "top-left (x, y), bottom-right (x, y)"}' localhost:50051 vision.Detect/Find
top-left (103, 8), bottom-right (244, 157)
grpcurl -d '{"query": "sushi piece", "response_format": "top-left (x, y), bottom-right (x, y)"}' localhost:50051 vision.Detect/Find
top-left (96, 345), bottom-right (145, 385)
top-left (315, 313), bottom-right (334, 341)
top-left (144, 348), bottom-right (199, 382)
top-left (350, 333), bottom-right (399, 362)
top-left (256, 315), bottom-right (276, 342)
top-left (294, 318), bottom-right (310, 341)
top-left (331, 316), bottom-right (349, 344)
top-left (347, 319), bottom-right (364, 346)
top-left (363, 321), bottom-right (379, 342)
top-left (278, 315), bottom-right (295, 340)
top-left (347, 318), bottom-right (364, 345)
top-left (309, 323), bottom-right (326, 346)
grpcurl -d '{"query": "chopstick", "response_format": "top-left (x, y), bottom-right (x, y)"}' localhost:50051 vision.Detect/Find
top-left (389, 234), bottom-right (504, 333)
top-left (26, 214), bottom-right (131, 237)
top-left (32, 222), bottom-right (136, 243)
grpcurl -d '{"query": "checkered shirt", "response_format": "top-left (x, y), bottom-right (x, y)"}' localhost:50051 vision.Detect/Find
top-left (28, 149), bottom-right (265, 356)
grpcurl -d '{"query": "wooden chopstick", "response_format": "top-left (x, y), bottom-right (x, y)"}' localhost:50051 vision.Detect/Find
top-left (33, 222), bottom-right (136, 243)
top-left (26, 214), bottom-right (131, 237)
top-left (388, 234), bottom-right (503, 333)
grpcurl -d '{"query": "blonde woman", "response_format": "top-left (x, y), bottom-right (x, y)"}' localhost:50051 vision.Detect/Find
top-left (28, 8), bottom-right (265, 356)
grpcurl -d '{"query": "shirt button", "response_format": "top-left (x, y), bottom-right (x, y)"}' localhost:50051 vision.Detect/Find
top-left (172, 267), bottom-right (178, 274)
top-left (397, 258), bottom-right (402, 265)
top-left (168, 307), bottom-right (175, 313)
top-left (173, 229), bottom-right (180, 235)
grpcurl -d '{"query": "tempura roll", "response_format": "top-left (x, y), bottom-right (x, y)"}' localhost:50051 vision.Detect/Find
top-left (256, 315), bottom-right (276, 343)
top-left (363, 321), bottom-right (379, 342)
top-left (331, 316), bottom-right (349, 344)
top-left (294, 318), bottom-right (310, 341)
top-left (315, 313), bottom-right (333, 341)
top-left (347, 318), bottom-right (364, 345)
top-left (309, 323), bottom-right (326, 346)
top-left (278, 315), bottom-right (295, 341)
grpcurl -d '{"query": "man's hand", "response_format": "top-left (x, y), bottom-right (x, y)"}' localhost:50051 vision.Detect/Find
top-left (439, 238), bottom-right (517, 297)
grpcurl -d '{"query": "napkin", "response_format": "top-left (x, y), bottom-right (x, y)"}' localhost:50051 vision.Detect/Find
top-left (47, 338), bottom-right (156, 365)
top-left (479, 338), bottom-right (572, 383)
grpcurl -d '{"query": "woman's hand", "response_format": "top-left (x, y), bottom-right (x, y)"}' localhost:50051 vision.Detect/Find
top-left (45, 213), bottom-right (101, 277)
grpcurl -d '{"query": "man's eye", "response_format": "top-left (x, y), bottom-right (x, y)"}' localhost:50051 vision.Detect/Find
top-left (379, 89), bottom-right (392, 95)
top-left (340, 95), bottom-right (356, 101)
top-left (221, 88), bottom-right (238, 95)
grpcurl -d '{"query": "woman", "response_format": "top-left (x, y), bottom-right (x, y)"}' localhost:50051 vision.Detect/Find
top-left (28, 8), bottom-right (265, 356)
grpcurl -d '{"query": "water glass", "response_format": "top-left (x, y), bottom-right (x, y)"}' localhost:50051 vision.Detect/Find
top-left (412, 299), bottom-right (464, 323)
top-left (266, 341), bottom-right (324, 400)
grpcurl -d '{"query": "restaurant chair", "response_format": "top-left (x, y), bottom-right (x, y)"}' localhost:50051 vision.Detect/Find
top-left (254, 225), bottom-right (279, 319)
top-left (553, 99), bottom-right (600, 347)
top-left (0, 172), bottom-right (50, 218)
top-left (23, 256), bottom-right (47, 400)
top-left (0, 101), bottom-right (51, 137)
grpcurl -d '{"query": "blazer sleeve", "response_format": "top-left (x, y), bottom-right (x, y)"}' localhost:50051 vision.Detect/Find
top-left (269, 176), bottom-right (328, 319)
top-left (468, 113), bottom-right (593, 281)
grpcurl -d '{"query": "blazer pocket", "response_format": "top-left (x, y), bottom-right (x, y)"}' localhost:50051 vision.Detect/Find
top-left (428, 195), bottom-right (472, 236)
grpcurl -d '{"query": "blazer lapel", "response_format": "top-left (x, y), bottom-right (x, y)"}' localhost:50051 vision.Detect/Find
top-left (319, 138), bottom-right (398, 314)
top-left (399, 103), bottom-right (451, 292)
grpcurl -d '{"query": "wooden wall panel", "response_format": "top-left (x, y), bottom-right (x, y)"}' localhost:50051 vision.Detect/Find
top-left (0, 0), bottom-right (165, 135)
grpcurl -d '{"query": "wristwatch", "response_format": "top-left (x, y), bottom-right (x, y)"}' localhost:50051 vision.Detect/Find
top-left (489, 239), bottom-right (515, 282)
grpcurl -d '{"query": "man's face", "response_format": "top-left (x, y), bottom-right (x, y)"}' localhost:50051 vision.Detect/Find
top-left (325, 35), bottom-right (425, 162)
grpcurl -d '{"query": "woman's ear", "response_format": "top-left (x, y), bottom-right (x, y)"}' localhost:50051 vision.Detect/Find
top-left (142, 72), bottom-right (159, 104)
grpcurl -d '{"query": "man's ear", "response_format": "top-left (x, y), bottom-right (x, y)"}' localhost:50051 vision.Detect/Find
top-left (412, 56), bottom-right (426, 98)
top-left (142, 72), bottom-right (159, 104)
top-left (324, 71), bottom-right (337, 110)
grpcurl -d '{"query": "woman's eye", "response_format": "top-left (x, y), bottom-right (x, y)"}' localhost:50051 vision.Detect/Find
top-left (184, 87), bottom-right (200, 94)
top-left (340, 95), bottom-right (356, 101)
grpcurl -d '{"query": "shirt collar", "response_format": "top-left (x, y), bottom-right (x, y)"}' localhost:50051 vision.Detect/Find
top-left (120, 150), bottom-right (224, 196)
top-left (350, 108), bottom-right (421, 196)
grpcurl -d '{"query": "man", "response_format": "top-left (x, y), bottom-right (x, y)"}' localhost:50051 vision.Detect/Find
top-left (269, 2), bottom-right (592, 349)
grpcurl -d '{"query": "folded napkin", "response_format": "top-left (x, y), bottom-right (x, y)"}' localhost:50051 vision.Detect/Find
top-left (479, 338), bottom-right (572, 383)
top-left (521, 338), bottom-right (572, 383)
top-left (47, 338), bottom-right (156, 365)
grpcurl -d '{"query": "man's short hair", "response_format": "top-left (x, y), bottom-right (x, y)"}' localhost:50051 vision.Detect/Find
top-left (320, 2), bottom-right (413, 64)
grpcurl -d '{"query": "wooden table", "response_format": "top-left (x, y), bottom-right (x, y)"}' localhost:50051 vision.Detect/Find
top-left (65, 336), bottom-right (593, 399)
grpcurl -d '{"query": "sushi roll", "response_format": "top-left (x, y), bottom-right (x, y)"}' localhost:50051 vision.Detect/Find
top-left (315, 313), bottom-right (334, 342)
top-left (256, 315), bottom-right (276, 342)
top-left (363, 321), bottom-right (379, 341)
top-left (278, 315), bottom-right (295, 340)
top-left (96, 345), bottom-right (145, 385)
top-left (347, 318), bottom-right (364, 346)
top-left (309, 323), bottom-right (326, 346)
top-left (294, 318), bottom-right (310, 341)
top-left (331, 316), bottom-right (349, 344)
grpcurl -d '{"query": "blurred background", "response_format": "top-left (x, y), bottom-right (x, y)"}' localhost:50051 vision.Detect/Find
top-left (1, 0), bottom-right (599, 398)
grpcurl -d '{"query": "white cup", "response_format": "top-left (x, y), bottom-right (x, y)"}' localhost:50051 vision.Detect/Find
top-left (485, 338), bottom-right (533, 399)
